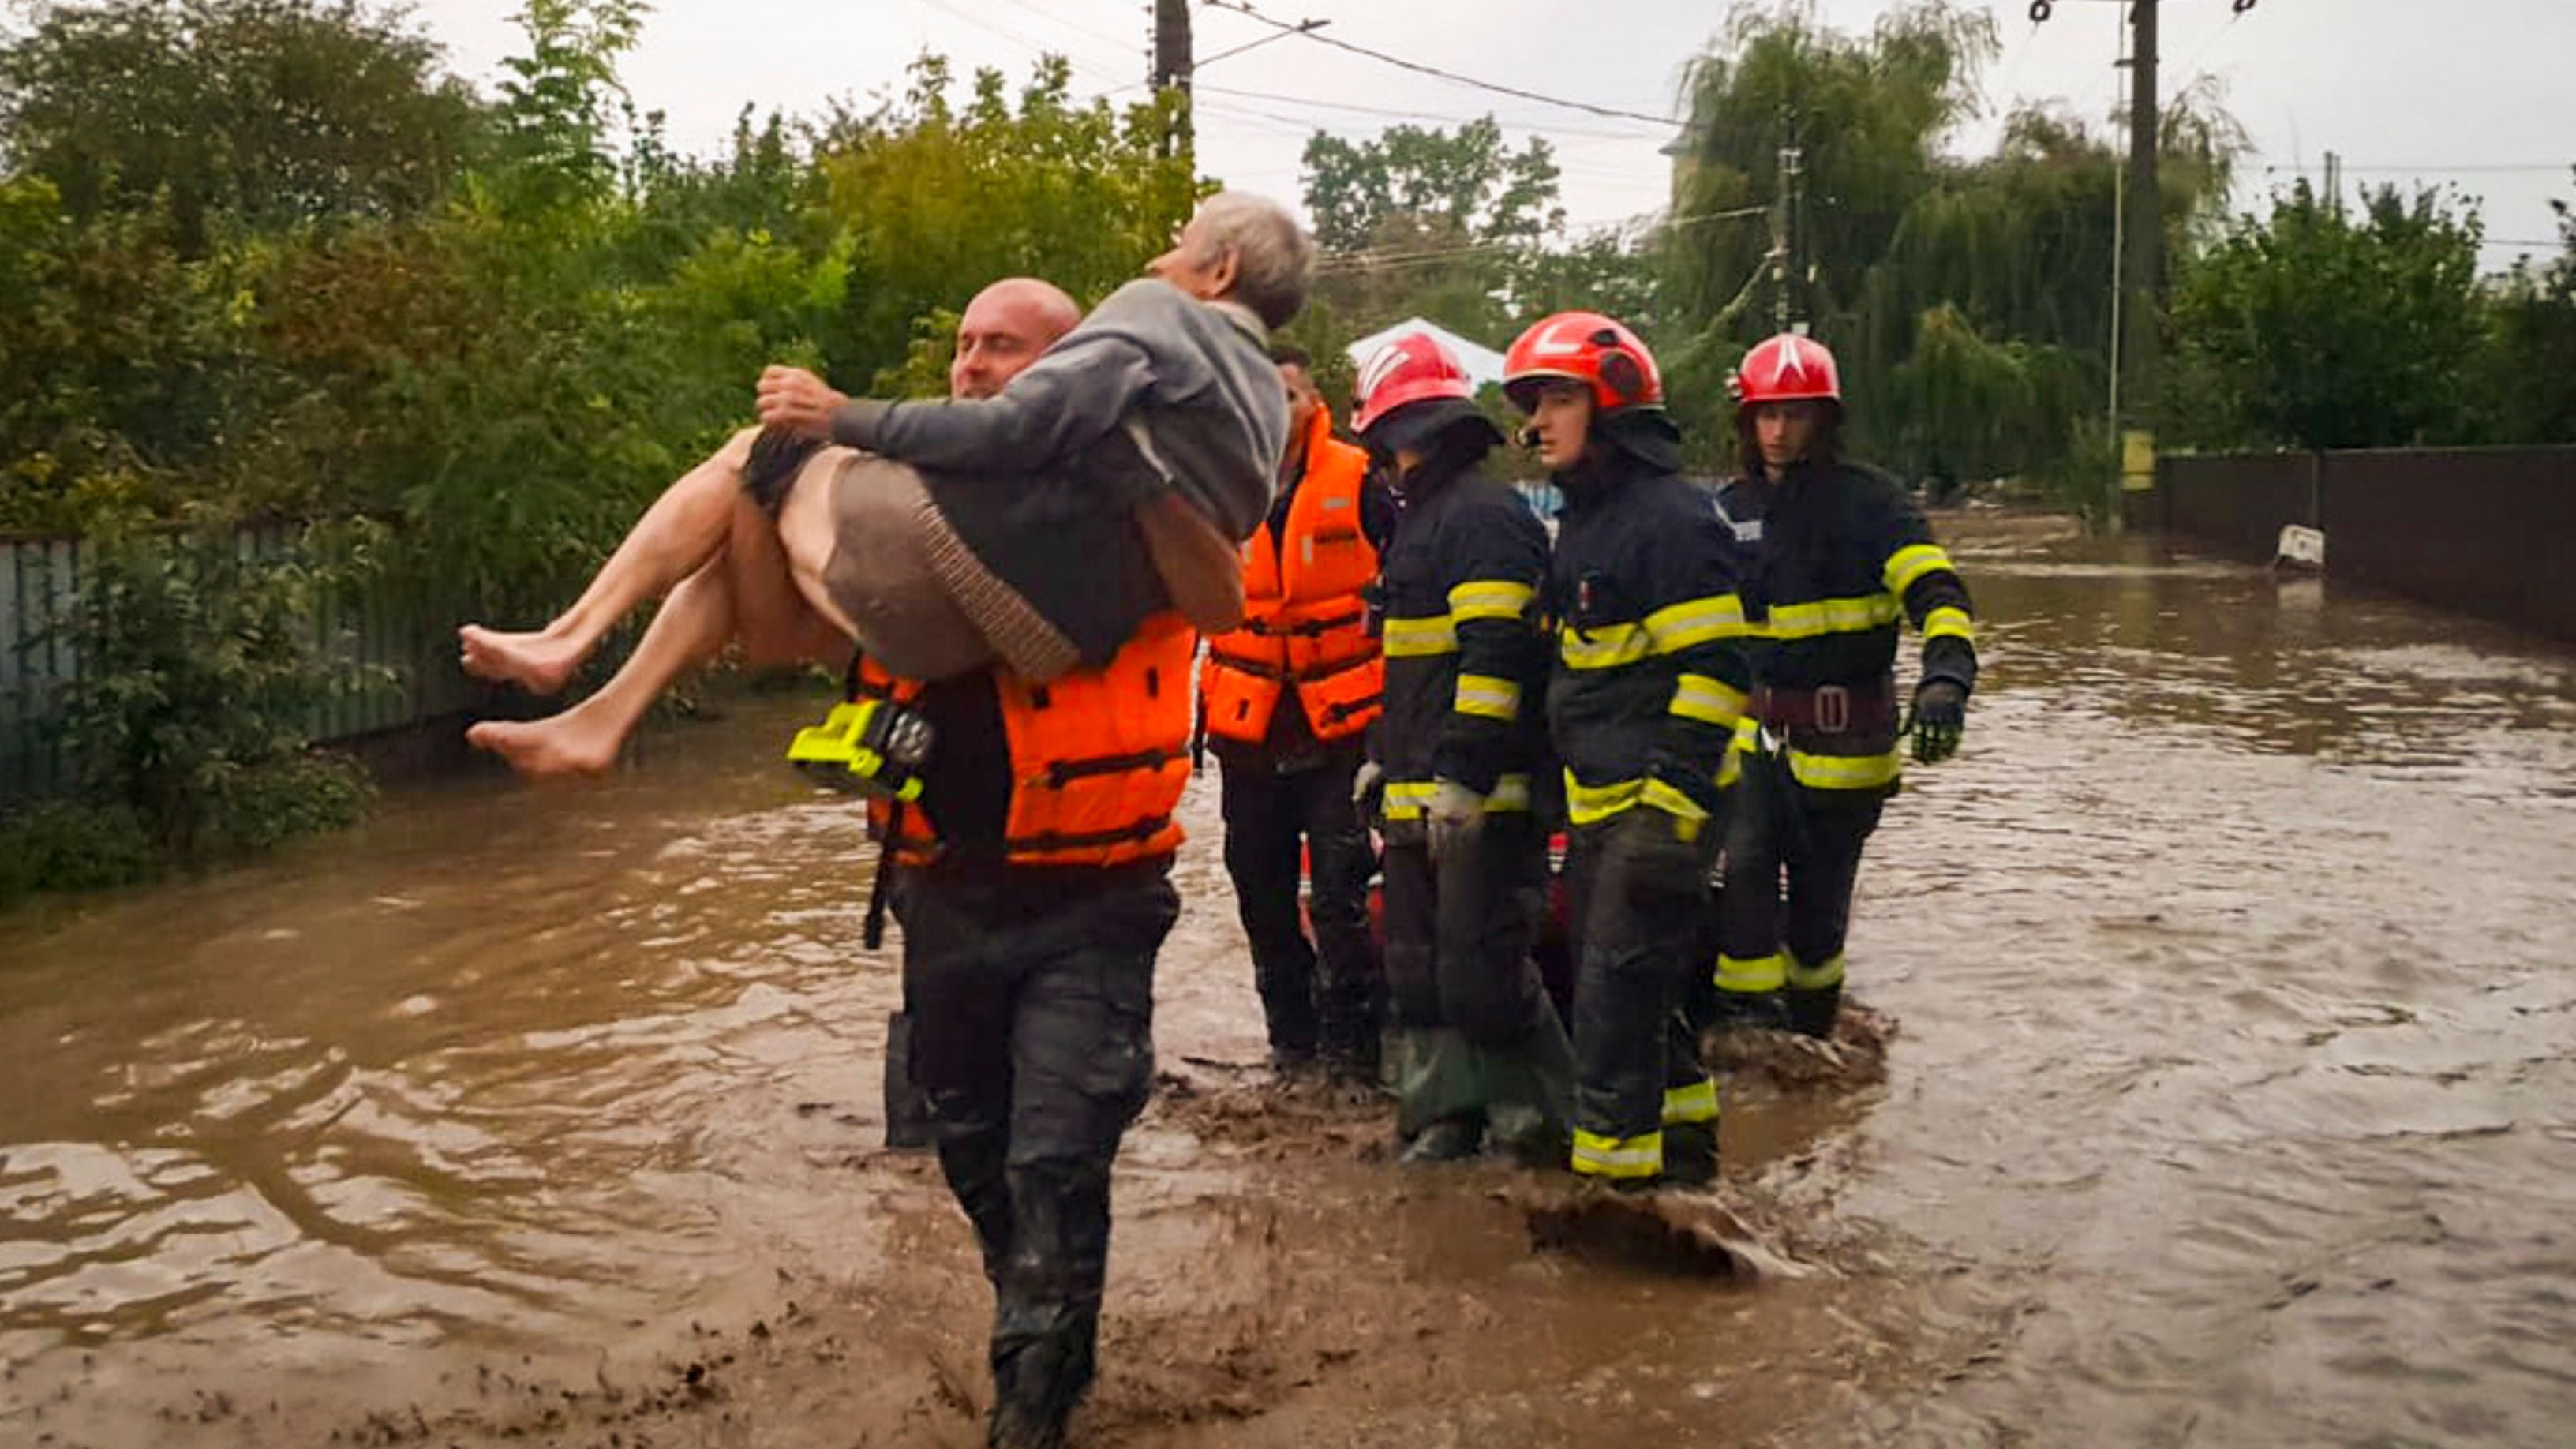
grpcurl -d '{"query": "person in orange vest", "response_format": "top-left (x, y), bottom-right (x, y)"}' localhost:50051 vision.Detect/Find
top-left (1200, 345), bottom-right (1395, 1080)
top-left (838, 611), bottom-right (1195, 1448)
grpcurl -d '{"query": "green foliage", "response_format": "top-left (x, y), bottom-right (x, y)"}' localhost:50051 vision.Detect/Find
top-left (815, 58), bottom-right (1200, 394)
top-left (0, 800), bottom-right (156, 904)
top-left (0, 0), bottom-right (479, 250)
top-left (2473, 178), bottom-right (2576, 445)
top-left (43, 518), bottom-right (383, 864)
top-left (2167, 182), bottom-right (2487, 451)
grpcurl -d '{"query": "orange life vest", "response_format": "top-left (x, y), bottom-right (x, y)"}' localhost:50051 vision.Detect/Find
top-left (858, 612), bottom-right (1196, 869)
top-left (1200, 411), bottom-right (1382, 746)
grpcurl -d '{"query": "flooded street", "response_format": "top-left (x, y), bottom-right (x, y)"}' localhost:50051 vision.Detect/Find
top-left (3, 511), bottom-right (2573, 1447)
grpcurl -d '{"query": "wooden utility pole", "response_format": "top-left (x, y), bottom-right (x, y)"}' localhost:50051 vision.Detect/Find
top-left (1152, 0), bottom-right (1193, 155)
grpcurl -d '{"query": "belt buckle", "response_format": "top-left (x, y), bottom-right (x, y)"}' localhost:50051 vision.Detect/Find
top-left (1813, 684), bottom-right (1850, 733)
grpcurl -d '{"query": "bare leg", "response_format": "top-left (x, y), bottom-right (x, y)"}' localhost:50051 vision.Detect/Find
top-left (466, 560), bottom-right (740, 777)
top-left (726, 486), bottom-right (849, 667)
top-left (459, 428), bottom-right (762, 695)
top-left (775, 448), bottom-right (865, 638)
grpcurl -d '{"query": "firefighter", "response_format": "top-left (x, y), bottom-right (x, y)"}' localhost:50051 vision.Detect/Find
top-left (1200, 346), bottom-right (1395, 1080)
top-left (1710, 332), bottom-right (1977, 1039)
top-left (1504, 310), bottom-right (1748, 1189)
top-left (1350, 331), bottom-right (1572, 1164)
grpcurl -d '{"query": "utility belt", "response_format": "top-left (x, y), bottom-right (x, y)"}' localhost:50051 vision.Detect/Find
top-left (1751, 678), bottom-right (1896, 735)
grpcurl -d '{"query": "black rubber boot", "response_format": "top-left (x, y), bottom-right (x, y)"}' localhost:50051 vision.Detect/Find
top-left (1399, 1116), bottom-right (1485, 1163)
top-left (1781, 984), bottom-right (1840, 1040)
top-left (883, 1011), bottom-right (934, 1151)
top-left (1705, 989), bottom-right (1790, 1033)
top-left (1660, 1121), bottom-right (1719, 1189)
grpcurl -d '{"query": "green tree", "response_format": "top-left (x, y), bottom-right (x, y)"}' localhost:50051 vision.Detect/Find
top-left (1301, 117), bottom-right (1564, 343)
top-left (2477, 174), bottom-right (2576, 445)
top-left (0, 0), bottom-right (479, 251)
top-left (2167, 182), bottom-right (2487, 451)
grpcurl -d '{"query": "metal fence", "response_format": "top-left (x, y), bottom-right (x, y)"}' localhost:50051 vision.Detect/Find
top-left (0, 525), bottom-right (481, 805)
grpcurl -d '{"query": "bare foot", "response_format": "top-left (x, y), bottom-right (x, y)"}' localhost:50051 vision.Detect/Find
top-left (466, 717), bottom-right (620, 779)
top-left (458, 625), bottom-right (588, 696)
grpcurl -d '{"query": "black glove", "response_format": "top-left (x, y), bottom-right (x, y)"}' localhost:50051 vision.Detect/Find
top-left (1908, 679), bottom-right (1968, 765)
top-left (1605, 803), bottom-right (1713, 900)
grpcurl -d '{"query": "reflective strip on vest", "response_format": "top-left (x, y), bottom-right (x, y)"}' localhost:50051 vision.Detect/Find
top-left (1646, 593), bottom-right (1749, 650)
top-left (1786, 952), bottom-right (1847, 990)
top-left (1923, 605), bottom-right (1975, 646)
top-left (1448, 578), bottom-right (1536, 623)
top-left (1669, 672), bottom-right (1747, 728)
top-left (1883, 543), bottom-right (1956, 597)
top-left (1787, 746), bottom-right (1902, 792)
top-left (1638, 777), bottom-right (1710, 837)
top-left (1571, 1128), bottom-right (1662, 1179)
top-left (1662, 1078), bottom-right (1720, 1126)
top-left (1564, 773), bottom-right (1642, 826)
top-left (1382, 614), bottom-right (1458, 657)
top-left (1454, 672), bottom-right (1522, 722)
top-left (1716, 952), bottom-right (1788, 994)
top-left (1763, 593), bottom-right (1904, 640)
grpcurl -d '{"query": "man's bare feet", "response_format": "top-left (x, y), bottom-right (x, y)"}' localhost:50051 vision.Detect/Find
top-left (465, 717), bottom-right (621, 778)
top-left (458, 625), bottom-right (589, 696)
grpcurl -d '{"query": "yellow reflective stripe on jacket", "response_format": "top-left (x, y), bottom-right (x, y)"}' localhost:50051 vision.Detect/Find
top-left (1787, 747), bottom-right (1903, 792)
top-left (1764, 593), bottom-right (1904, 640)
top-left (1447, 579), bottom-right (1535, 623)
top-left (1571, 1128), bottom-right (1662, 1179)
top-left (1786, 953), bottom-right (1847, 990)
top-left (1638, 777), bottom-right (1710, 834)
top-left (1383, 773), bottom-right (1533, 818)
top-left (1923, 605), bottom-right (1975, 645)
top-left (1557, 621), bottom-right (1649, 671)
top-left (1453, 672), bottom-right (1522, 722)
top-left (1716, 952), bottom-right (1788, 994)
top-left (1669, 672), bottom-right (1747, 728)
top-left (1645, 593), bottom-right (1748, 651)
top-left (1883, 543), bottom-right (1956, 597)
top-left (1564, 773), bottom-right (1642, 826)
top-left (1662, 1078), bottom-right (1720, 1126)
top-left (1381, 614), bottom-right (1458, 657)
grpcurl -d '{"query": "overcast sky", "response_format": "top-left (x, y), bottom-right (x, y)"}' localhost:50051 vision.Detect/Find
top-left (420, 0), bottom-right (2574, 270)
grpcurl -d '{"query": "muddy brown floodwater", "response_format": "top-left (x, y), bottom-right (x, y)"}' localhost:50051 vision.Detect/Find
top-left (3, 511), bottom-right (2573, 1448)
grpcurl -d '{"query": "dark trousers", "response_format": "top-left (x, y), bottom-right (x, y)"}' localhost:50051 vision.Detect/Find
top-left (1564, 820), bottom-right (1720, 1184)
top-left (1380, 817), bottom-right (1572, 1145)
top-left (1717, 757), bottom-right (1883, 1029)
top-left (1217, 743), bottom-right (1380, 1065)
top-left (895, 862), bottom-right (1179, 1432)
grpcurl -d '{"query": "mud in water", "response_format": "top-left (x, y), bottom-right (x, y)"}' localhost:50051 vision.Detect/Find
top-left (6, 511), bottom-right (2576, 1446)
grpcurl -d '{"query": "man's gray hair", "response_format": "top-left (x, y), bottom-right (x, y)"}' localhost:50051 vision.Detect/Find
top-left (1192, 190), bottom-right (1313, 331)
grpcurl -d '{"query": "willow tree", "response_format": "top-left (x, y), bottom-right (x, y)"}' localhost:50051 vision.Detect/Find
top-left (1660, 2), bottom-right (2240, 489)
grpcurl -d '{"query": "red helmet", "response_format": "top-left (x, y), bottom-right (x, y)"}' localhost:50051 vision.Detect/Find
top-left (1503, 311), bottom-right (1664, 414)
top-left (1732, 332), bottom-right (1842, 410)
top-left (1351, 331), bottom-right (1474, 436)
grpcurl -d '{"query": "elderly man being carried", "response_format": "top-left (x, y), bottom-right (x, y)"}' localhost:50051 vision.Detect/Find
top-left (459, 191), bottom-right (1311, 777)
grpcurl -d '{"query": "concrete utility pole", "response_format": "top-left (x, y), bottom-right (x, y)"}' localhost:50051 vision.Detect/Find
top-left (1152, 0), bottom-right (1193, 155)
top-left (2119, 0), bottom-right (2159, 497)
top-left (1773, 107), bottom-right (1807, 334)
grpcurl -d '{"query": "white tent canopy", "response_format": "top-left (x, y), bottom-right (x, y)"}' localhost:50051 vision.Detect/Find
top-left (1342, 317), bottom-right (1508, 391)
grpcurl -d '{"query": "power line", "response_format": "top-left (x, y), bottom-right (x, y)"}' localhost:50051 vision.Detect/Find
top-left (1191, 83), bottom-right (1671, 142)
top-left (1200, 0), bottom-right (1683, 129)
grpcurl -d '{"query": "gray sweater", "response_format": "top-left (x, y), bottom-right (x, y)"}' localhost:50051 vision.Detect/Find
top-left (831, 278), bottom-right (1288, 544)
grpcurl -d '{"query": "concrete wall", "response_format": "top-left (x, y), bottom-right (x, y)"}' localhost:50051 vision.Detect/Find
top-left (2155, 446), bottom-right (2576, 642)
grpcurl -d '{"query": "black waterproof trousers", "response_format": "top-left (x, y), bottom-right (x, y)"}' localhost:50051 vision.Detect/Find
top-left (895, 859), bottom-right (1179, 1443)
top-left (1216, 741), bottom-right (1380, 1070)
top-left (1713, 753), bottom-right (1883, 1037)
top-left (1563, 821), bottom-right (1720, 1185)
top-left (1380, 816), bottom-right (1574, 1153)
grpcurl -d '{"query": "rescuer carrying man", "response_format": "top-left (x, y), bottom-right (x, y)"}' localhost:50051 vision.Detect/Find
top-left (1350, 331), bottom-right (1572, 1164)
top-left (1710, 331), bottom-right (1978, 1040)
top-left (1504, 310), bottom-right (1749, 1190)
top-left (1200, 346), bottom-right (1394, 1082)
